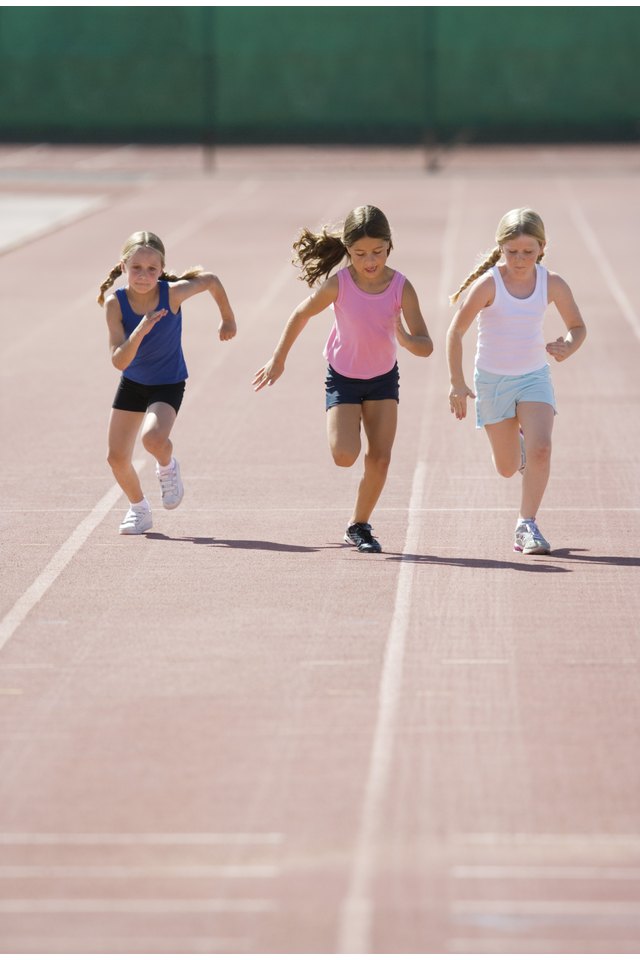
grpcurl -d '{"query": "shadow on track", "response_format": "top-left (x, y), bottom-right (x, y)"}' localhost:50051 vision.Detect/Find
top-left (145, 532), bottom-right (340, 553)
top-left (552, 548), bottom-right (640, 567)
top-left (384, 552), bottom-right (569, 573)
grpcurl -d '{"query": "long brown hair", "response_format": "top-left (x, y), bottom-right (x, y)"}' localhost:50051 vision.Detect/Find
top-left (97, 230), bottom-right (203, 305)
top-left (293, 205), bottom-right (393, 287)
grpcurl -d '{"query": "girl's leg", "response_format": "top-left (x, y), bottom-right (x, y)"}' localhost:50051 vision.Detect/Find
top-left (327, 403), bottom-right (363, 468)
top-left (141, 401), bottom-right (177, 467)
top-left (107, 409), bottom-right (145, 502)
top-left (484, 416), bottom-right (522, 478)
top-left (517, 401), bottom-right (554, 520)
top-left (351, 399), bottom-right (398, 524)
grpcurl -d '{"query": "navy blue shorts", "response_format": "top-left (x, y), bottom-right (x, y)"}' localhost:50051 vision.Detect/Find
top-left (112, 376), bottom-right (186, 414)
top-left (325, 363), bottom-right (399, 410)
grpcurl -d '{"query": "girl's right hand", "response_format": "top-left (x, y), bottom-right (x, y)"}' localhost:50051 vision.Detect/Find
top-left (449, 383), bottom-right (476, 420)
top-left (253, 357), bottom-right (284, 392)
top-left (140, 308), bottom-right (167, 335)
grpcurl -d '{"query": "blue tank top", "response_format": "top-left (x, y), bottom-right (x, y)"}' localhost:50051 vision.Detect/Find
top-left (116, 280), bottom-right (188, 385)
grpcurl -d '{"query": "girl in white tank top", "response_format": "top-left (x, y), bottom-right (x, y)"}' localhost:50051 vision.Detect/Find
top-left (446, 208), bottom-right (587, 556)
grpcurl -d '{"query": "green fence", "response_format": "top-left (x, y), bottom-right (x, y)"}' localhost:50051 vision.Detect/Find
top-left (1, 6), bottom-right (639, 144)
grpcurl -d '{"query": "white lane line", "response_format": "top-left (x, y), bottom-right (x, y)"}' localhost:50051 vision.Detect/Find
top-left (562, 181), bottom-right (640, 342)
top-left (455, 833), bottom-right (640, 846)
top-left (453, 866), bottom-right (640, 880)
top-left (337, 179), bottom-right (467, 955)
top-left (0, 832), bottom-right (283, 845)
top-left (337, 461), bottom-right (428, 954)
top-left (0, 865), bottom-right (279, 879)
top-left (0, 460), bottom-right (144, 653)
top-left (4, 505), bottom-right (640, 514)
top-left (0, 898), bottom-right (276, 914)
top-left (453, 899), bottom-right (640, 917)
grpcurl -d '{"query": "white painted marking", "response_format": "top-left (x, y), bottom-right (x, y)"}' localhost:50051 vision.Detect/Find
top-left (453, 865), bottom-right (640, 880)
top-left (453, 899), bottom-right (640, 917)
top-left (455, 833), bottom-right (640, 846)
top-left (337, 178), bottom-right (467, 955)
top-left (0, 865), bottom-right (278, 879)
top-left (0, 898), bottom-right (276, 914)
top-left (0, 832), bottom-right (283, 845)
top-left (0, 461), bottom-right (144, 653)
top-left (337, 461), bottom-right (428, 954)
top-left (563, 183), bottom-right (640, 342)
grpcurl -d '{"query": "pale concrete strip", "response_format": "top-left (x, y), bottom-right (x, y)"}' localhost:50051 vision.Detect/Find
top-left (0, 461), bottom-right (144, 653)
top-left (0, 194), bottom-right (106, 254)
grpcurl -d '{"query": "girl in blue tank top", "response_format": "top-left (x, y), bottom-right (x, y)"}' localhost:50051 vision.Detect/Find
top-left (97, 230), bottom-right (237, 535)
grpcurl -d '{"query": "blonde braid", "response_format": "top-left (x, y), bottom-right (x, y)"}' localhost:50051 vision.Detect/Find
top-left (449, 246), bottom-right (502, 306)
top-left (97, 263), bottom-right (124, 306)
top-left (160, 266), bottom-right (204, 283)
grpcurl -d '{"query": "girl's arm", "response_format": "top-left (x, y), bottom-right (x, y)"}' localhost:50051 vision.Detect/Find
top-left (170, 273), bottom-right (237, 342)
top-left (396, 280), bottom-right (433, 357)
top-left (546, 274), bottom-right (587, 361)
top-left (105, 296), bottom-right (167, 371)
top-left (253, 277), bottom-right (338, 391)
top-left (446, 275), bottom-right (493, 420)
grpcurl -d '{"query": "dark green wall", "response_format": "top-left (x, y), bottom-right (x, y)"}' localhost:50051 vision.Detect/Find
top-left (1, 6), bottom-right (638, 144)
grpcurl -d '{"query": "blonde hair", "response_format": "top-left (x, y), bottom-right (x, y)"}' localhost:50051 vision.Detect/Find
top-left (97, 230), bottom-right (203, 306)
top-left (449, 208), bottom-right (547, 305)
top-left (293, 205), bottom-right (393, 287)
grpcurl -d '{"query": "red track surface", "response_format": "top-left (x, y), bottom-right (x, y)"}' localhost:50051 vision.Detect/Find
top-left (1, 144), bottom-right (639, 954)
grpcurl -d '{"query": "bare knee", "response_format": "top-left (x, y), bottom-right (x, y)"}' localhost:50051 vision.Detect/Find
top-left (494, 460), bottom-right (518, 479)
top-left (527, 438), bottom-right (552, 466)
top-left (332, 448), bottom-right (359, 468)
top-left (107, 449), bottom-right (129, 471)
top-left (365, 451), bottom-right (392, 474)
top-left (142, 426), bottom-right (166, 457)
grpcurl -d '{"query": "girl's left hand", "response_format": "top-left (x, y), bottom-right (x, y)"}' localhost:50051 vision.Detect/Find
top-left (219, 317), bottom-right (237, 341)
top-left (395, 317), bottom-right (410, 347)
top-left (546, 336), bottom-right (571, 361)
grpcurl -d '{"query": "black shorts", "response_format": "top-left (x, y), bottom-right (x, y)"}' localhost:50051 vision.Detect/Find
top-left (112, 376), bottom-right (186, 414)
top-left (325, 363), bottom-right (399, 411)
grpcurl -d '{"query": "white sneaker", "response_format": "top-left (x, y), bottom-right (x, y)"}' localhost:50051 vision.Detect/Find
top-left (514, 519), bottom-right (550, 555)
top-left (156, 458), bottom-right (184, 510)
top-left (119, 504), bottom-right (153, 535)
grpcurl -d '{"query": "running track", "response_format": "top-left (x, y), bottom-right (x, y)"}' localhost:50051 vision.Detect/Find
top-left (1, 144), bottom-right (639, 953)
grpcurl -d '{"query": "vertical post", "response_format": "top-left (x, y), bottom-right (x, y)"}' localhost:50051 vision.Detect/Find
top-left (202, 6), bottom-right (216, 174)
top-left (423, 6), bottom-right (439, 172)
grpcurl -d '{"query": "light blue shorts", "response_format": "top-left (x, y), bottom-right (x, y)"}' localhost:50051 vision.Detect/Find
top-left (474, 365), bottom-right (556, 428)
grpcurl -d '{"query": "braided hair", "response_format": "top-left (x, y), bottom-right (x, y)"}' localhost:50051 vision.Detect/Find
top-left (97, 230), bottom-right (203, 306)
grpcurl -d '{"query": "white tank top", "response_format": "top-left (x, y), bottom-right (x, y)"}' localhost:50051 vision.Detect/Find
top-left (475, 264), bottom-right (549, 375)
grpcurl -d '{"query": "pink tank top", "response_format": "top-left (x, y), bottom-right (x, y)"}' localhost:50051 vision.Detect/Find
top-left (324, 267), bottom-right (406, 379)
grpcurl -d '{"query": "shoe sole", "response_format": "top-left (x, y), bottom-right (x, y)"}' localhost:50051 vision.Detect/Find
top-left (514, 544), bottom-right (550, 555)
top-left (119, 521), bottom-right (153, 535)
top-left (162, 489), bottom-right (184, 510)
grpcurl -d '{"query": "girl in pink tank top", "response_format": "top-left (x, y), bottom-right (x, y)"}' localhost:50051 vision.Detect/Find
top-left (254, 205), bottom-right (433, 554)
top-left (446, 208), bottom-right (587, 556)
